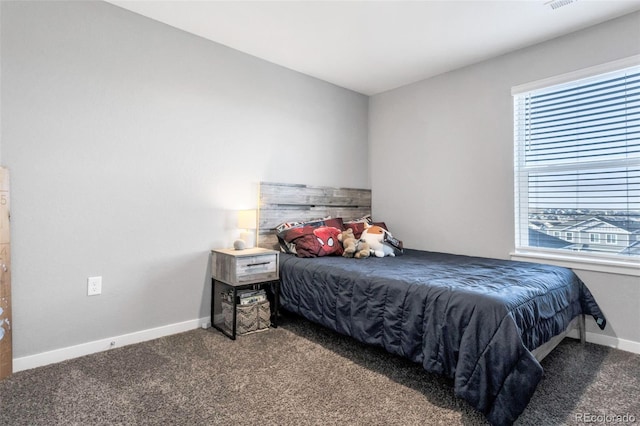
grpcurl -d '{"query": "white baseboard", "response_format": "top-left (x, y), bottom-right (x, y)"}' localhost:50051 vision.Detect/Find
top-left (567, 329), bottom-right (640, 355)
top-left (12, 317), bottom-right (639, 373)
top-left (13, 316), bottom-right (211, 373)
top-left (585, 332), bottom-right (640, 355)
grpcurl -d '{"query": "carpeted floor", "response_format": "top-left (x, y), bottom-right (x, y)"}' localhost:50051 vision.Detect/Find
top-left (1, 312), bottom-right (638, 425)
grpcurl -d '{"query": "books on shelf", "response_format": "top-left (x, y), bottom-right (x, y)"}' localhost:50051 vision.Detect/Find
top-left (221, 288), bottom-right (268, 305)
top-left (239, 289), bottom-right (267, 305)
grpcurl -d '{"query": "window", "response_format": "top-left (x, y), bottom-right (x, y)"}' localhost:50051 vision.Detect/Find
top-left (513, 57), bottom-right (640, 261)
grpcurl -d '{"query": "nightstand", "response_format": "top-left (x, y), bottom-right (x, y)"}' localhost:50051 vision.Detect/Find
top-left (210, 247), bottom-right (280, 340)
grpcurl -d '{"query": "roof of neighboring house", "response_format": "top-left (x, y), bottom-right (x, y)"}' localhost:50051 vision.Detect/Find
top-left (560, 216), bottom-right (640, 234)
top-left (598, 217), bottom-right (640, 233)
top-left (531, 221), bottom-right (564, 231)
top-left (528, 229), bottom-right (571, 249)
top-left (620, 240), bottom-right (640, 256)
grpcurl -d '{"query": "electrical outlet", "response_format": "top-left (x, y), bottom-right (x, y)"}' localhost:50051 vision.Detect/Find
top-left (87, 276), bottom-right (102, 296)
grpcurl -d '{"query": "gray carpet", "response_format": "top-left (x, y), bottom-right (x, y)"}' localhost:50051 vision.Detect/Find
top-left (1, 313), bottom-right (638, 425)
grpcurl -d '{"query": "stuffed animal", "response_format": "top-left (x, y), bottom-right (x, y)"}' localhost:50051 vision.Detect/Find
top-left (338, 228), bottom-right (371, 259)
top-left (361, 225), bottom-right (396, 257)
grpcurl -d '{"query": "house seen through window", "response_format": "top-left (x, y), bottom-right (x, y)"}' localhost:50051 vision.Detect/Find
top-left (513, 58), bottom-right (640, 260)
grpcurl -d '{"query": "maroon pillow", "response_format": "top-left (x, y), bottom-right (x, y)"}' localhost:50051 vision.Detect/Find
top-left (280, 225), bottom-right (343, 258)
top-left (276, 218), bottom-right (344, 255)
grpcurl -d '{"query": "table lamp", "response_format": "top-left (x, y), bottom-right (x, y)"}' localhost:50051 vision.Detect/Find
top-left (235, 209), bottom-right (257, 250)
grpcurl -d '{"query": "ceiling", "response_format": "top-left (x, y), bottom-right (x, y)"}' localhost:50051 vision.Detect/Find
top-left (106, 0), bottom-right (640, 95)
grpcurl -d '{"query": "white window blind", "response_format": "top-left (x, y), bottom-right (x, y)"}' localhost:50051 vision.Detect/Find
top-left (514, 61), bottom-right (640, 260)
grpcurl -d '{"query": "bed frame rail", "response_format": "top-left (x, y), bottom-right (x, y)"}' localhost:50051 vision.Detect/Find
top-left (532, 315), bottom-right (586, 362)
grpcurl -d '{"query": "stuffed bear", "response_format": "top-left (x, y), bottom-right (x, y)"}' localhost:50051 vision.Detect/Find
top-left (361, 225), bottom-right (396, 257)
top-left (338, 228), bottom-right (371, 259)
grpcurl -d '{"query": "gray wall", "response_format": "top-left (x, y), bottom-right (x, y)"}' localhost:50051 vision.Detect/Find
top-left (1, 1), bottom-right (369, 357)
top-left (1, 0), bottom-right (637, 361)
top-left (370, 12), bottom-right (640, 346)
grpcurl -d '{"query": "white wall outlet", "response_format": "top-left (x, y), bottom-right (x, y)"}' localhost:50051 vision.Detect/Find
top-left (87, 276), bottom-right (102, 296)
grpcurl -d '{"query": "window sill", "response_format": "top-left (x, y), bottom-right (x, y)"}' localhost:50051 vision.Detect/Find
top-left (510, 250), bottom-right (640, 277)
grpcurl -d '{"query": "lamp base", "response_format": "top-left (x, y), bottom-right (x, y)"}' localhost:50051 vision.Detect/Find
top-left (233, 239), bottom-right (246, 250)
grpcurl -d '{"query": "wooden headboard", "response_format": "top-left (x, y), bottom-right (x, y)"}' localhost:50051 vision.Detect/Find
top-left (258, 182), bottom-right (372, 250)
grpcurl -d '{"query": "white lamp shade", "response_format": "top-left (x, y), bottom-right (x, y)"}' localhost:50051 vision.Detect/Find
top-left (237, 209), bottom-right (257, 249)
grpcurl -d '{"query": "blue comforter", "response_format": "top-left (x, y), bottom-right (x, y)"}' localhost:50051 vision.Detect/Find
top-left (278, 249), bottom-right (606, 425)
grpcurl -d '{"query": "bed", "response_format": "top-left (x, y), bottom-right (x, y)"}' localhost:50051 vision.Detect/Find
top-left (257, 182), bottom-right (607, 426)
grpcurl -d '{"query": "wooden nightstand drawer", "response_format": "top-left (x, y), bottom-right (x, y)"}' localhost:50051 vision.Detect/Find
top-left (211, 247), bottom-right (279, 285)
top-left (235, 254), bottom-right (278, 283)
